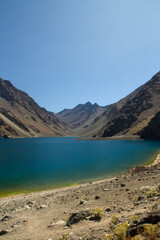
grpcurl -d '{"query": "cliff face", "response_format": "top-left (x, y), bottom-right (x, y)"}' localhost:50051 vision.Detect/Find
top-left (0, 78), bottom-right (71, 138)
top-left (95, 72), bottom-right (160, 138)
top-left (140, 111), bottom-right (160, 139)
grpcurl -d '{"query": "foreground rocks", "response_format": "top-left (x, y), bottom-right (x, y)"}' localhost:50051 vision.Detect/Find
top-left (0, 160), bottom-right (160, 240)
top-left (128, 210), bottom-right (160, 237)
top-left (67, 208), bottom-right (102, 226)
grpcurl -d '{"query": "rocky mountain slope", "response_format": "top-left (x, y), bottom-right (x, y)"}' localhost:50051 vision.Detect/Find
top-left (94, 71), bottom-right (160, 138)
top-left (56, 102), bottom-right (108, 132)
top-left (76, 84), bottom-right (143, 137)
top-left (56, 84), bottom-right (143, 137)
top-left (0, 78), bottom-right (71, 138)
top-left (140, 111), bottom-right (160, 139)
top-left (1, 71), bottom-right (160, 139)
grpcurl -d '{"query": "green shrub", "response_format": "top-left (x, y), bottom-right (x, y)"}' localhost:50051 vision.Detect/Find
top-left (114, 222), bottom-right (128, 240)
top-left (139, 224), bottom-right (160, 240)
top-left (104, 233), bottom-right (113, 240)
top-left (146, 187), bottom-right (156, 198)
top-left (91, 207), bottom-right (103, 220)
top-left (111, 215), bottom-right (119, 226)
top-left (59, 233), bottom-right (72, 240)
top-left (130, 236), bottom-right (143, 240)
top-left (134, 195), bottom-right (139, 202)
top-left (129, 215), bottom-right (138, 225)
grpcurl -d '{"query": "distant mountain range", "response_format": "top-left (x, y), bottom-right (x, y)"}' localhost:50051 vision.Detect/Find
top-left (1, 71), bottom-right (160, 139)
top-left (56, 102), bottom-right (108, 131)
top-left (56, 71), bottom-right (160, 139)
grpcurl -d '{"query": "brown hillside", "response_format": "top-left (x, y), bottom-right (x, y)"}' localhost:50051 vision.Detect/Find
top-left (96, 71), bottom-right (160, 137)
top-left (56, 102), bottom-right (108, 132)
top-left (0, 78), bottom-right (71, 138)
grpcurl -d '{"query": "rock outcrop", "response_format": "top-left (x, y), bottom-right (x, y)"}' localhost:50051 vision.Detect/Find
top-left (140, 111), bottom-right (160, 139)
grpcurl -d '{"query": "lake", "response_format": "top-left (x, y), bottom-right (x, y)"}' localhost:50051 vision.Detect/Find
top-left (0, 137), bottom-right (159, 196)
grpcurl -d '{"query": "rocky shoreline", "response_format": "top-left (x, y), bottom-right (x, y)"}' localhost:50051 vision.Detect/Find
top-left (0, 155), bottom-right (160, 240)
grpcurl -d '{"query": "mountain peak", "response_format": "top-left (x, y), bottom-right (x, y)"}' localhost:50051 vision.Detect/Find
top-left (56, 101), bottom-right (107, 130)
top-left (84, 101), bottom-right (92, 106)
top-left (84, 102), bottom-right (99, 108)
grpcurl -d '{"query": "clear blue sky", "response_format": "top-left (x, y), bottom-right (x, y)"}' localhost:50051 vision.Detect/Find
top-left (0, 0), bottom-right (160, 112)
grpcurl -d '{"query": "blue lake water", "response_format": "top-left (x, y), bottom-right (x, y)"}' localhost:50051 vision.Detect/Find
top-left (0, 137), bottom-right (160, 195)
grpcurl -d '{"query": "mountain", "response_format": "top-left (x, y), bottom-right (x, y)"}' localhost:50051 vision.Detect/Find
top-left (2, 71), bottom-right (160, 139)
top-left (56, 102), bottom-right (108, 133)
top-left (0, 78), bottom-right (71, 138)
top-left (94, 71), bottom-right (160, 138)
top-left (140, 111), bottom-right (160, 139)
top-left (56, 81), bottom-right (143, 137)
top-left (76, 84), bottom-right (143, 137)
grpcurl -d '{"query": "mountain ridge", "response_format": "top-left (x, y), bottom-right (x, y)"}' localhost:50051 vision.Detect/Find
top-left (1, 71), bottom-right (160, 139)
top-left (0, 77), bottom-right (71, 138)
top-left (95, 71), bottom-right (160, 138)
top-left (56, 101), bottom-right (109, 131)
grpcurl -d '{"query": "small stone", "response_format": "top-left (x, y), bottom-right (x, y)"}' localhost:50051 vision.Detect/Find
top-left (137, 196), bottom-right (143, 201)
top-left (55, 220), bottom-right (65, 225)
top-left (103, 188), bottom-right (109, 191)
top-left (66, 210), bottom-right (91, 226)
top-left (24, 205), bottom-right (31, 210)
top-left (40, 205), bottom-right (47, 209)
top-left (0, 230), bottom-right (8, 236)
top-left (140, 186), bottom-right (150, 190)
top-left (99, 227), bottom-right (104, 230)
top-left (95, 195), bottom-right (100, 200)
top-left (80, 200), bottom-right (84, 205)
top-left (105, 208), bottom-right (111, 212)
top-left (121, 183), bottom-right (125, 187)
top-left (134, 202), bottom-right (139, 206)
top-left (27, 201), bottom-right (35, 205)
top-left (0, 216), bottom-right (11, 222)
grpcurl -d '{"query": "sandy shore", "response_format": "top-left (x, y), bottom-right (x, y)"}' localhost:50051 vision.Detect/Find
top-left (0, 154), bottom-right (160, 240)
top-left (78, 135), bottom-right (140, 141)
top-left (150, 153), bottom-right (160, 165)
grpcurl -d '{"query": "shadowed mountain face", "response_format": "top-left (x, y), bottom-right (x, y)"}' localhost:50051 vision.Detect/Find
top-left (56, 80), bottom-right (144, 137)
top-left (1, 71), bottom-right (160, 139)
top-left (139, 111), bottom-right (160, 139)
top-left (56, 102), bottom-right (108, 130)
top-left (75, 83), bottom-right (143, 137)
top-left (96, 71), bottom-right (160, 138)
top-left (0, 78), bottom-right (71, 138)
